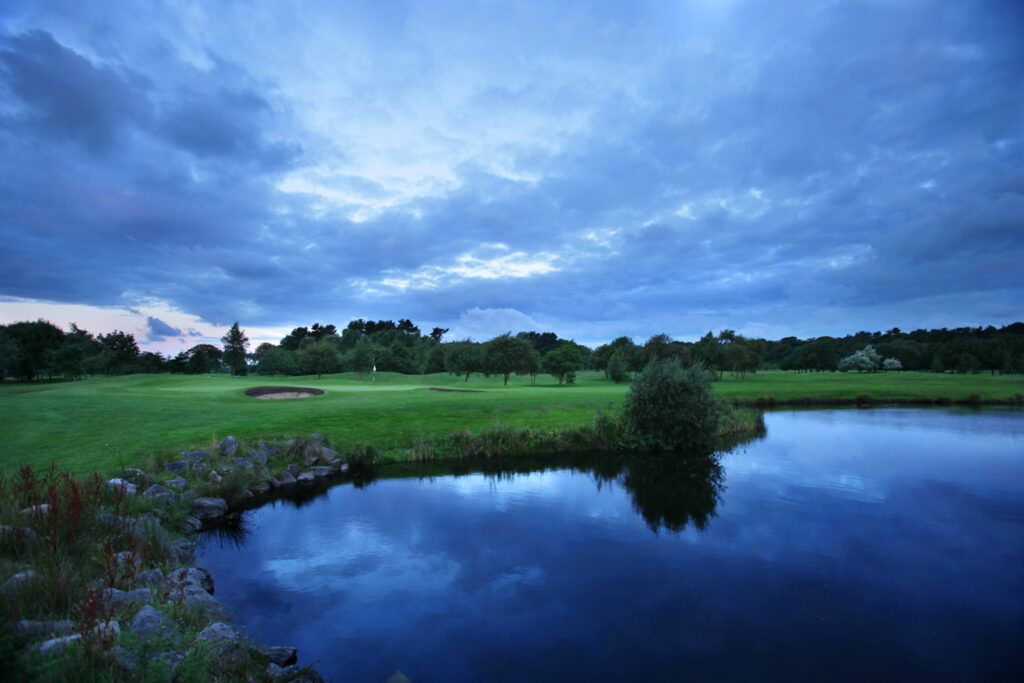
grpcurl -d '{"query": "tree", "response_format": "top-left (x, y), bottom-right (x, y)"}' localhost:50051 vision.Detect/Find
top-left (184, 344), bottom-right (222, 374)
top-left (430, 327), bottom-right (449, 343)
top-left (98, 330), bottom-right (140, 375)
top-left (7, 320), bottom-right (65, 381)
top-left (882, 357), bottom-right (903, 371)
top-left (542, 344), bottom-right (583, 385)
top-left (445, 341), bottom-right (484, 382)
top-left (607, 349), bottom-right (629, 383)
top-left (625, 359), bottom-right (719, 453)
top-left (221, 322), bottom-right (250, 376)
top-left (838, 345), bottom-right (882, 372)
top-left (350, 336), bottom-right (376, 379)
top-left (299, 339), bottom-right (339, 379)
top-left (484, 334), bottom-right (537, 386)
top-left (256, 347), bottom-right (298, 375)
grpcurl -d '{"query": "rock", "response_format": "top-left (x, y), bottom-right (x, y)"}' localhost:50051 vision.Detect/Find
top-left (154, 651), bottom-right (185, 678)
top-left (319, 447), bottom-right (338, 463)
top-left (192, 462), bottom-right (209, 473)
top-left (266, 475), bottom-right (281, 489)
top-left (258, 441), bottom-right (279, 455)
top-left (15, 620), bottom-right (74, 637)
top-left (197, 622), bottom-right (246, 664)
top-left (246, 449), bottom-right (269, 466)
top-left (164, 460), bottom-right (188, 472)
top-left (230, 457), bottom-right (254, 470)
top-left (192, 497), bottom-right (228, 520)
top-left (130, 605), bottom-right (173, 638)
top-left (3, 570), bottom-right (36, 593)
top-left (143, 484), bottom-right (181, 504)
top-left (106, 645), bottom-right (136, 674)
top-left (286, 464), bottom-right (300, 477)
top-left (166, 567), bottom-right (214, 594)
top-left (219, 436), bottom-right (238, 456)
top-left (20, 503), bottom-right (50, 517)
top-left (168, 538), bottom-right (197, 566)
top-left (268, 663), bottom-right (326, 682)
top-left (37, 634), bottom-right (82, 657)
top-left (252, 481), bottom-right (271, 495)
top-left (255, 644), bottom-right (298, 666)
top-left (165, 476), bottom-right (189, 490)
top-left (310, 433), bottom-right (325, 445)
top-left (206, 470), bottom-right (221, 482)
top-left (171, 584), bottom-right (233, 623)
top-left (339, 462), bottom-right (350, 473)
top-left (278, 471), bottom-right (297, 486)
top-left (0, 525), bottom-right (37, 544)
top-left (296, 471), bottom-right (315, 484)
top-left (178, 515), bottom-right (203, 533)
top-left (106, 478), bottom-right (137, 495)
top-left (114, 550), bottom-right (142, 571)
top-left (299, 444), bottom-right (319, 466)
top-left (181, 449), bottom-right (210, 464)
top-left (135, 568), bottom-right (165, 587)
top-left (122, 468), bottom-right (149, 485)
top-left (101, 587), bottom-right (152, 609)
top-left (236, 490), bottom-right (255, 502)
top-left (183, 488), bottom-right (200, 500)
top-left (92, 619), bottom-right (120, 640)
top-left (311, 466), bottom-right (331, 478)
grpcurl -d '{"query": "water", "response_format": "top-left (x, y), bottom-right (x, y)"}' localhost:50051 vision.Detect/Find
top-left (197, 409), bottom-right (1024, 681)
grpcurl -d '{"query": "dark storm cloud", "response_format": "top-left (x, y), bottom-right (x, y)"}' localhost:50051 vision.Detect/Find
top-left (0, 0), bottom-right (1022, 343)
top-left (145, 316), bottom-right (181, 341)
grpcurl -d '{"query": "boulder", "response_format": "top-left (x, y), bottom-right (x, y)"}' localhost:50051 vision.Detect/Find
top-left (286, 464), bottom-right (300, 477)
top-left (121, 468), bottom-right (149, 485)
top-left (192, 462), bottom-right (209, 473)
top-left (168, 538), bottom-right (197, 566)
top-left (255, 644), bottom-right (298, 666)
top-left (246, 449), bottom-right (269, 466)
top-left (106, 478), bottom-right (137, 496)
top-left (311, 466), bottom-right (331, 478)
top-left (37, 634), bottom-right (82, 657)
top-left (266, 475), bottom-right (281, 489)
top-left (143, 484), bottom-right (180, 504)
top-left (135, 568), bottom-right (165, 587)
top-left (3, 570), bottom-right (36, 593)
top-left (252, 481), bottom-right (271, 495)
top-left (101, 587), bottom-right (152, 609)
top-left (197, 622), bottom-right (247, 665)
top-left (178, 515), bottom-right (203, 533)
top-left (181, 449), bottom-right (210, 464)
top-left (296, 471), bottom-right (315, 484)
top-left (258, 441), bottom-right (279, 455)
top-left (278, 471), bottom-right (297, 487)
top-left (0, 525), bottom-right (37, 545)
top-left (319, 447), bottom-right (338, 463)
top-left (130, 605), bottom-right (174, 638)
top-left (171, 584), bottom-right (232, 623)
top-left (268, 664), bottom-right (326, 683)
top-left (166, 567), bottom-right (214, 594)
top-left (165, 476), bottom-right (189, 490)
top-left (164, 460), bottom-right (188, 473)
top-left (15, 620), bottom-right (74, 637)
top-left (218, 436), bottom-right (238, 456)
top-left (230, 457), bottom-right (255, 471)
top-left (191, 497), bottom-right (228, 520)
top-left (20, 503), bottom-right (50, 517)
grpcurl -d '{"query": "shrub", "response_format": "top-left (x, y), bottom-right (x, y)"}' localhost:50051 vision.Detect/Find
top-left (624, 359), bottom-right (719, 452)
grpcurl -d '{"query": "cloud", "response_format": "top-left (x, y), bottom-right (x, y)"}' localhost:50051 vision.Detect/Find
top-left (0, 0), bottom-right (1021, 348)
top-left (446, 307), bottom-right (545, 342)
top-left (145, 316), bottom-right (182, 341)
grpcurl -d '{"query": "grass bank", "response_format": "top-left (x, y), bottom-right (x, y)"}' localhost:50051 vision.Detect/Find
top-left (1, 369), bottom-right (1021, 475)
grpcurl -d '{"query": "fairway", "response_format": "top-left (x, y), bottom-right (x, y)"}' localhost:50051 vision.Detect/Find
top-left (1, 369), bottom-right (1021, 475)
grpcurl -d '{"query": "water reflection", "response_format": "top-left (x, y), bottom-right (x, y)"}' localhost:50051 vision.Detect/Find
top-left (195, 409), bottom-right (1024, 682)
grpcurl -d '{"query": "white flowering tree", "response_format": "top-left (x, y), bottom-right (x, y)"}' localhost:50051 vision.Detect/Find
top-left (838, 345), bottom-right (882, 372)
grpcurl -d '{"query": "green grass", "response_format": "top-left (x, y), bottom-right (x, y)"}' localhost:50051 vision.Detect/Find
top-left (1, 369), bottom-right (1021, 475)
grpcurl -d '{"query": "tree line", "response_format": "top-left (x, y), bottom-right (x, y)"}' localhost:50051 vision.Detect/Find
top-left (2, 318), bottom-right (1022, 383)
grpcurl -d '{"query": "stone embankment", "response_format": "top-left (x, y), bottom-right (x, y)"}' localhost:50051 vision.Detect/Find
top-left (9, 433), bottom-right (349, 681)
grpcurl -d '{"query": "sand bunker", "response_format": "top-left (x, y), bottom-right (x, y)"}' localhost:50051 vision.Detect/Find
top-left (244, 386), bottom-right (325, 400)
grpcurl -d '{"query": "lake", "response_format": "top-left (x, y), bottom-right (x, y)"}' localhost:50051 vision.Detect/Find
top-left (196, 408), bottom-right (1024, 681)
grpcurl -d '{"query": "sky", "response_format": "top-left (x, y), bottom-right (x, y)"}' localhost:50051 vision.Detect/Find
top-left (1, 0), bottom-right (1022, 354)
